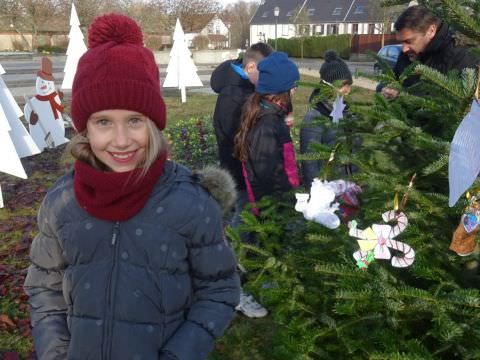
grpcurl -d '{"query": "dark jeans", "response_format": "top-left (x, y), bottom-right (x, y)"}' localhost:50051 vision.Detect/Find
top-left (231, 190), bottom-right (257, 245)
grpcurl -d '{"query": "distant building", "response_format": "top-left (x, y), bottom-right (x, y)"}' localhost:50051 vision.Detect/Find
top-left (250, 0), bottom-right (392, 45)
top-left (185, 15), bottom-right (230, 49)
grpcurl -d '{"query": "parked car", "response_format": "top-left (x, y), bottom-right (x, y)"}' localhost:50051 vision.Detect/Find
top-left (374, 45), bottom-right (402, 74)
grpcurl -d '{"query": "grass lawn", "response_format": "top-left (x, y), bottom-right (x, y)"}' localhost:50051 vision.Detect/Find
top-left (0, 76), bottom-right (374, 359)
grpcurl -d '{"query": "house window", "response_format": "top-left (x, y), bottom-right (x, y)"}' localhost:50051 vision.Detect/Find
top-left (207, 24), bottom-right (213, 34)
top-left (298, 25), bottom-right (310, 36)
top-left (282, 24), bottom-right (289, 36)
top-left (327, 24), bottom-right (339, 35)
top-left (307, 8), bottom-right (315, 16)
top-left (352, 23), bottom-right (359, 34)
top-left (332, 8), bottom-right (342, 16)
top-left (354, 5), bottom-right (365, 14)
top-left (368, 23), bottom-right (375, 34)
top-left (215, 25), bottom-right (220, 34)
top-left (286, 11), bottom-right (294, 17)
top-left (262, 11), bottom-right (268, 18)
top-left (314, 25), bottom-right (324, 35)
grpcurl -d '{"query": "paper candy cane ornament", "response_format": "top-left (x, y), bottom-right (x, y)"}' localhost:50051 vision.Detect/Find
top-left (349, 210), bottom-right (415, 269)
top-left (295, 178), bottom-right (362, 229)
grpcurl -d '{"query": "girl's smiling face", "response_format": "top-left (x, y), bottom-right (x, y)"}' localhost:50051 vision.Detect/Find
top-left (86, 109), bottom-right (149, 172)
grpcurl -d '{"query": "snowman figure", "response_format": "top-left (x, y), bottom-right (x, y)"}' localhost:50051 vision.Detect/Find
top-left (24, 57), bottom-right (68, 150)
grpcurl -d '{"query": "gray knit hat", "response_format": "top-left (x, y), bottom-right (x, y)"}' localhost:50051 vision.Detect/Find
top-left (320, 50), bottom-right (353, 85)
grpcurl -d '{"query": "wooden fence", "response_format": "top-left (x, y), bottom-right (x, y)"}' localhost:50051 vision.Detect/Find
top-left (351, 34), bottom-right (398, 53)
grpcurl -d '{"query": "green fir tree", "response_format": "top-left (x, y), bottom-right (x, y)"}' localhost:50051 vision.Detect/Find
top-left (227, 1), bottom-right (480, 359)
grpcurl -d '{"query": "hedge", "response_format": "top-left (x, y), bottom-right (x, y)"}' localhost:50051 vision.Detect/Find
top-left (268, 34), bottom-right (352, 59)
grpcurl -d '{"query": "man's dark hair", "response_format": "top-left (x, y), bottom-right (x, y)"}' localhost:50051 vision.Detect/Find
top-left (242, 42), bottom-right (273, 67)
top-left (394, 5), bottom-right (441, 33)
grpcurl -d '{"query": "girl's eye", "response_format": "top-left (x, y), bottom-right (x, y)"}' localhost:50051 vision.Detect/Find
top-left (129, 117), bottom-right (144, 126)
top-left (96, 119), bottom-right (111, 126)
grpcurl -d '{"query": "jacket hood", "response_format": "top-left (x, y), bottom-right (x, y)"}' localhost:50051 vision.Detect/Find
top-left (158, 161), bottom-right (236, 214)
top-left (258, 99), bottom-right (289, 119)
top-left (210, 59), bottom-right (254, 94)
top-left (194, 166), bottom-right (237, 214)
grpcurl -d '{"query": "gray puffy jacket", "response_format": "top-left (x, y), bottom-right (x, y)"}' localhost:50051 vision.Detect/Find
top-left (24, 161), bottom-right (241, 360)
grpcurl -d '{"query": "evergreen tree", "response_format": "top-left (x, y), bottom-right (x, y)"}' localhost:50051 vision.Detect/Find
top-left (227, 2), bottom-right (480, 359)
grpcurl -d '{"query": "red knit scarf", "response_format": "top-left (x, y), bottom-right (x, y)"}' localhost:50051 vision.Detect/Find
top-left (35, 93), bottom-right (65, 120)
top-left (73, 153), bottom-right (167, 221)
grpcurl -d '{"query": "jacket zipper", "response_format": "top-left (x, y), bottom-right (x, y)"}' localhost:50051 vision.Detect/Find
top-left (102, 222), bottom-right (120, 360)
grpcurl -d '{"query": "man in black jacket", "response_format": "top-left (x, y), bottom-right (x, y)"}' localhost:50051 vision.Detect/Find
top-left (211, 43), bottom-right (273, 319)
top-left (382, 5), bottom-right (479, 99)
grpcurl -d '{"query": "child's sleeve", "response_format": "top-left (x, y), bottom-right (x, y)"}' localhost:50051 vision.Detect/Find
top-left (160, 195), bottom-right (240, 360)
top-left (24, 196), bottom-right (70, 359)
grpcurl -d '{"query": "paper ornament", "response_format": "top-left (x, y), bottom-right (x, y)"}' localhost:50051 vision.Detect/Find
top-left (330, 95), bottom-right (346, 124)
top-left (349, 210), bottom-right (415, 268)
top-left (450, 196), bottom-right (479, 256)
top-left (61, 2), bottom-right (87, 90)
top-left (163, 19), bottom-right (203, 103)
top-left (448, 100), bottom-right (480, 207)
top-left (25, 57), bottom-right (69, 151)
top-left (295, 178), bottom-right (362, 229)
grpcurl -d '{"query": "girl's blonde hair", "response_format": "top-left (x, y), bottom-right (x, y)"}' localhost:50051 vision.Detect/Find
top-left (234, 91), bottom-right (292, 163)
top-left (67, 118), bottom-right (168, 178)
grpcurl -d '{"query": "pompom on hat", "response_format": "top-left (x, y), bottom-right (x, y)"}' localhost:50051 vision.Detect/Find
top-left (71, 13), bottom-right (166, 132)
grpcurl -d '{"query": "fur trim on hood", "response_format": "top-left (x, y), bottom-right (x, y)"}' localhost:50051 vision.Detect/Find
top-left (194, 166), bottom-right (237, 214)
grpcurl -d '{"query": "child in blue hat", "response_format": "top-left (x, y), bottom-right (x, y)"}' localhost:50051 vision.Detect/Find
top-left (234, 51), bottom-right (300, 214)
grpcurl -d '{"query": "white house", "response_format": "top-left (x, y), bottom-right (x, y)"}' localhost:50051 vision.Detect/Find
top-left (250, 0), bottom-right (390, 45)
top-left (185, 15), bottom-right (230, 49)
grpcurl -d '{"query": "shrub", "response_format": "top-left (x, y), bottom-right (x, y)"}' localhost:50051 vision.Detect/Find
top-left (37, 44), bottom-right (66, 54)
top-left (165, 116), bottom-right (218, 169)
top-left (268, 35), bottom-right (352, 59)
top-left (192, 35), bottom-right (210, 50)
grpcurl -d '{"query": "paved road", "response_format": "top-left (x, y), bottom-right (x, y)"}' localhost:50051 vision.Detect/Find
top-left (293, 58), bottom-right (375, 76)
top-left (0, 54), bottom-right (376, 104)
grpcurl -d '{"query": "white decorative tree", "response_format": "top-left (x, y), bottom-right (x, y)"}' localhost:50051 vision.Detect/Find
top-left (0, 64), bottom-right (39, 207)
top-left (61, 2), bottom-right (87, 90)
top-left (163, 18), bottom-right (203, 103)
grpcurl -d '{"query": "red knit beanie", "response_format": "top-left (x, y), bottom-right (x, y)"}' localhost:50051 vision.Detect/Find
top-left (71, 13), bottom-right (166, 132)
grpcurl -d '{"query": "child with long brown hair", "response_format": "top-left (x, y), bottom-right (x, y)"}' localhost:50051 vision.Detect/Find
top-left (234, 52), bottom-right (300, 213)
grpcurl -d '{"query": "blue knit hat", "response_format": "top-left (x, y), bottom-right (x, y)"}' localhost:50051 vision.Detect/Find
top-left (256, 52), bottom-right (300, 94)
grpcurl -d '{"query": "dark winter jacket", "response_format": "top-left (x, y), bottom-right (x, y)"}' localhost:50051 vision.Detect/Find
top-left (24, 161), bottom-right (240, 360)
top-left (242, 101), bottom-right (299, 204)
top-left (211, 59), bottom-right (255, 190)
top-left (300, 90), bottom-right (356, 188)
top-left (394, 21), bottom-right (480, 88)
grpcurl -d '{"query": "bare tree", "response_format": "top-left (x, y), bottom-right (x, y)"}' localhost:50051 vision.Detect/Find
top-left (369, 2), bottom-right (404, 46)
top-left (293, 5), bottom-right (311, 58)
top-left (0, 0), bottom-right (63, 50)
top-left (222, 0), bottom-right (259, 49)
top-left (165, 0), bottom-right (221, 32)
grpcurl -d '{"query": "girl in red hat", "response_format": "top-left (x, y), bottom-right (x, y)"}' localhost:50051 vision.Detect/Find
top-left (24, 13), bottom-right (240, 360)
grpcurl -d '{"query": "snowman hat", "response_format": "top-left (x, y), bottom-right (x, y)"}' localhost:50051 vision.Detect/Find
top-left (37, 57), bottom-right (54, 81)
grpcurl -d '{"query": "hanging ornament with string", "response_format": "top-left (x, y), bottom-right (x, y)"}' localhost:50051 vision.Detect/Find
top-left (348, 175), bottom-right (416, 269)
top-left (450, 192), bottom-right (480, 256)
top-left (448, 68), bottom-right (480, 207)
